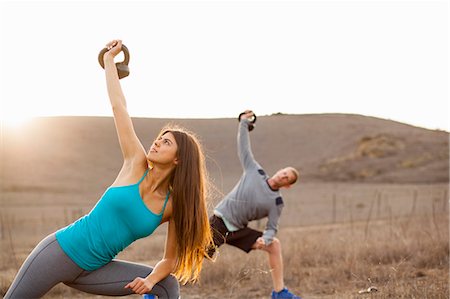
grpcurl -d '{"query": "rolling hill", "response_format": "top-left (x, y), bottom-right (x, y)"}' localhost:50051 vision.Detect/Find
top-left (1, 113), bottom-right (448, 201)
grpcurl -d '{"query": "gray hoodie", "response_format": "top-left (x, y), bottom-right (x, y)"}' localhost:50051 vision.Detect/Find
top-left (214, 119), bottom-right (284, 245)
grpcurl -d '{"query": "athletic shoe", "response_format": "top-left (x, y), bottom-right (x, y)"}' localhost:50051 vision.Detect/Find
top-left (271, 287), bottom-right (302, 299)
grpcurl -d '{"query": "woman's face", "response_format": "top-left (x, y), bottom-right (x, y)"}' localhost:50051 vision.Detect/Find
top-left (147, 132), bottom-right (178, 166)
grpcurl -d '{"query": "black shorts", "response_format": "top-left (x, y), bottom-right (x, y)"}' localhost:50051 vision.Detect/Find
top-left (207, 215), bottom-right (262, 257)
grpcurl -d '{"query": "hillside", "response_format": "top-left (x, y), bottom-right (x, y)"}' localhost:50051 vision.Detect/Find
top-left (1, 113), bottom-right (448, 199)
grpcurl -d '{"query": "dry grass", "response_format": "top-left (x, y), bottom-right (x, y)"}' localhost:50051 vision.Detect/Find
top-left (182, 214), bottom-right (448, 299)
top-left (1, 183), bottom-right (448, 298)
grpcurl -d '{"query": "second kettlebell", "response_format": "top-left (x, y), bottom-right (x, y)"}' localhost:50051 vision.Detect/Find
top-left (98, 44), bottom-right (130, 79)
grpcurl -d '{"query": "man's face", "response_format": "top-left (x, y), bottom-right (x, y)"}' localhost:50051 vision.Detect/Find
top-left (273, 167), bottom-right (297, 187)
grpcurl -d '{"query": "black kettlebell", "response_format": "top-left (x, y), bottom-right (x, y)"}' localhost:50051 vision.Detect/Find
top-left (238, 111), bottom-right (257, 131)
top-left (98, 44), bottom-right (130, 79)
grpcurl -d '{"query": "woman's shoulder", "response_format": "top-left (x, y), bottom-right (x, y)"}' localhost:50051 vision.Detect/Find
top-left (112, 161), bottom-right (149, 187)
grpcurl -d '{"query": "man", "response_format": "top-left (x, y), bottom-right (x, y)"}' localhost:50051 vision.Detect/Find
top-left (208, 110), bottom-right (301, 299)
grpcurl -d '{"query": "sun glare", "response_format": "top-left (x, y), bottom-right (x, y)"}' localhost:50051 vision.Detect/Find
top-left (0, 114), bottom-right (33, 128)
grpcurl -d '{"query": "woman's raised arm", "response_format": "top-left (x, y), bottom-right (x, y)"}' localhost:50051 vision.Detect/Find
top-left (103, 40), bottom-right (145, 163)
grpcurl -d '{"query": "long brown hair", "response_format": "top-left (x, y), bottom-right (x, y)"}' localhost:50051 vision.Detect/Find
top-left (159, 125), bottom-right (213, 284)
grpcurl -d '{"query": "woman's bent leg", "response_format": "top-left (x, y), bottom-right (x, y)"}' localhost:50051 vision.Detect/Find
top-left (4, 233), bottom-right (84, 299)
top-left (67, 259), bottom-right (180, 299)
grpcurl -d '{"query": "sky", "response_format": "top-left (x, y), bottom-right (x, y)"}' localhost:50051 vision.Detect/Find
top-left (0, 0), bottom-right (448, 131)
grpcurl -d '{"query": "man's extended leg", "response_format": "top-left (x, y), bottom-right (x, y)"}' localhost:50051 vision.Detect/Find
top-left (252, 237), bottom-right (301, 298)
top-left (214, 220), bottom-right (300, 298)
top-left (252, 237), bottom-right (284, 291)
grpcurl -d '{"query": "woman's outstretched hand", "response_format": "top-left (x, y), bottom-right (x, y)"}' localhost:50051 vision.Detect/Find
top-left (103, 39), bottom-right (123, 63)
top-left (124, 276), bottom-right (154, 295)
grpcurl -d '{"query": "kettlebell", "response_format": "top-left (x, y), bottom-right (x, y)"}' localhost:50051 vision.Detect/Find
top-left (98, 44), bottom-right (130, 79)
top-left (238, 111), bottom-right (257, 131)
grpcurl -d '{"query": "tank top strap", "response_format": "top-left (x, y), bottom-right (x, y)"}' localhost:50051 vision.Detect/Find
top-left (137, 169), bottom-right (149, 185)
top-left (161, 190), bottom-right (170, 214)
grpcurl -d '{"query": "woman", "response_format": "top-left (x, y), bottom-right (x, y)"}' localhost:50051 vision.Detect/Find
top-left (4, 40), bottom-right (213, 299)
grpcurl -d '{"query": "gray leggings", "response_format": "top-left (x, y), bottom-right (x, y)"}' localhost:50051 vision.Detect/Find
top-left (4, 234), bottom-right (179, 299)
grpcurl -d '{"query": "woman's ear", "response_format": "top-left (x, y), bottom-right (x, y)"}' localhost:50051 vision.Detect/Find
top-left (173, 158), bottom-right (179, 165)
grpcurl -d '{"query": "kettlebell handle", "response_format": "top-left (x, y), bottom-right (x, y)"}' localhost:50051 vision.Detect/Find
top-left (98, 44), bottom-right (130, 79)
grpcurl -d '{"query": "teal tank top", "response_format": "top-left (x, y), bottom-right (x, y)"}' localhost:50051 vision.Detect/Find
top-left (55, 169), bottom-right (169, 271)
